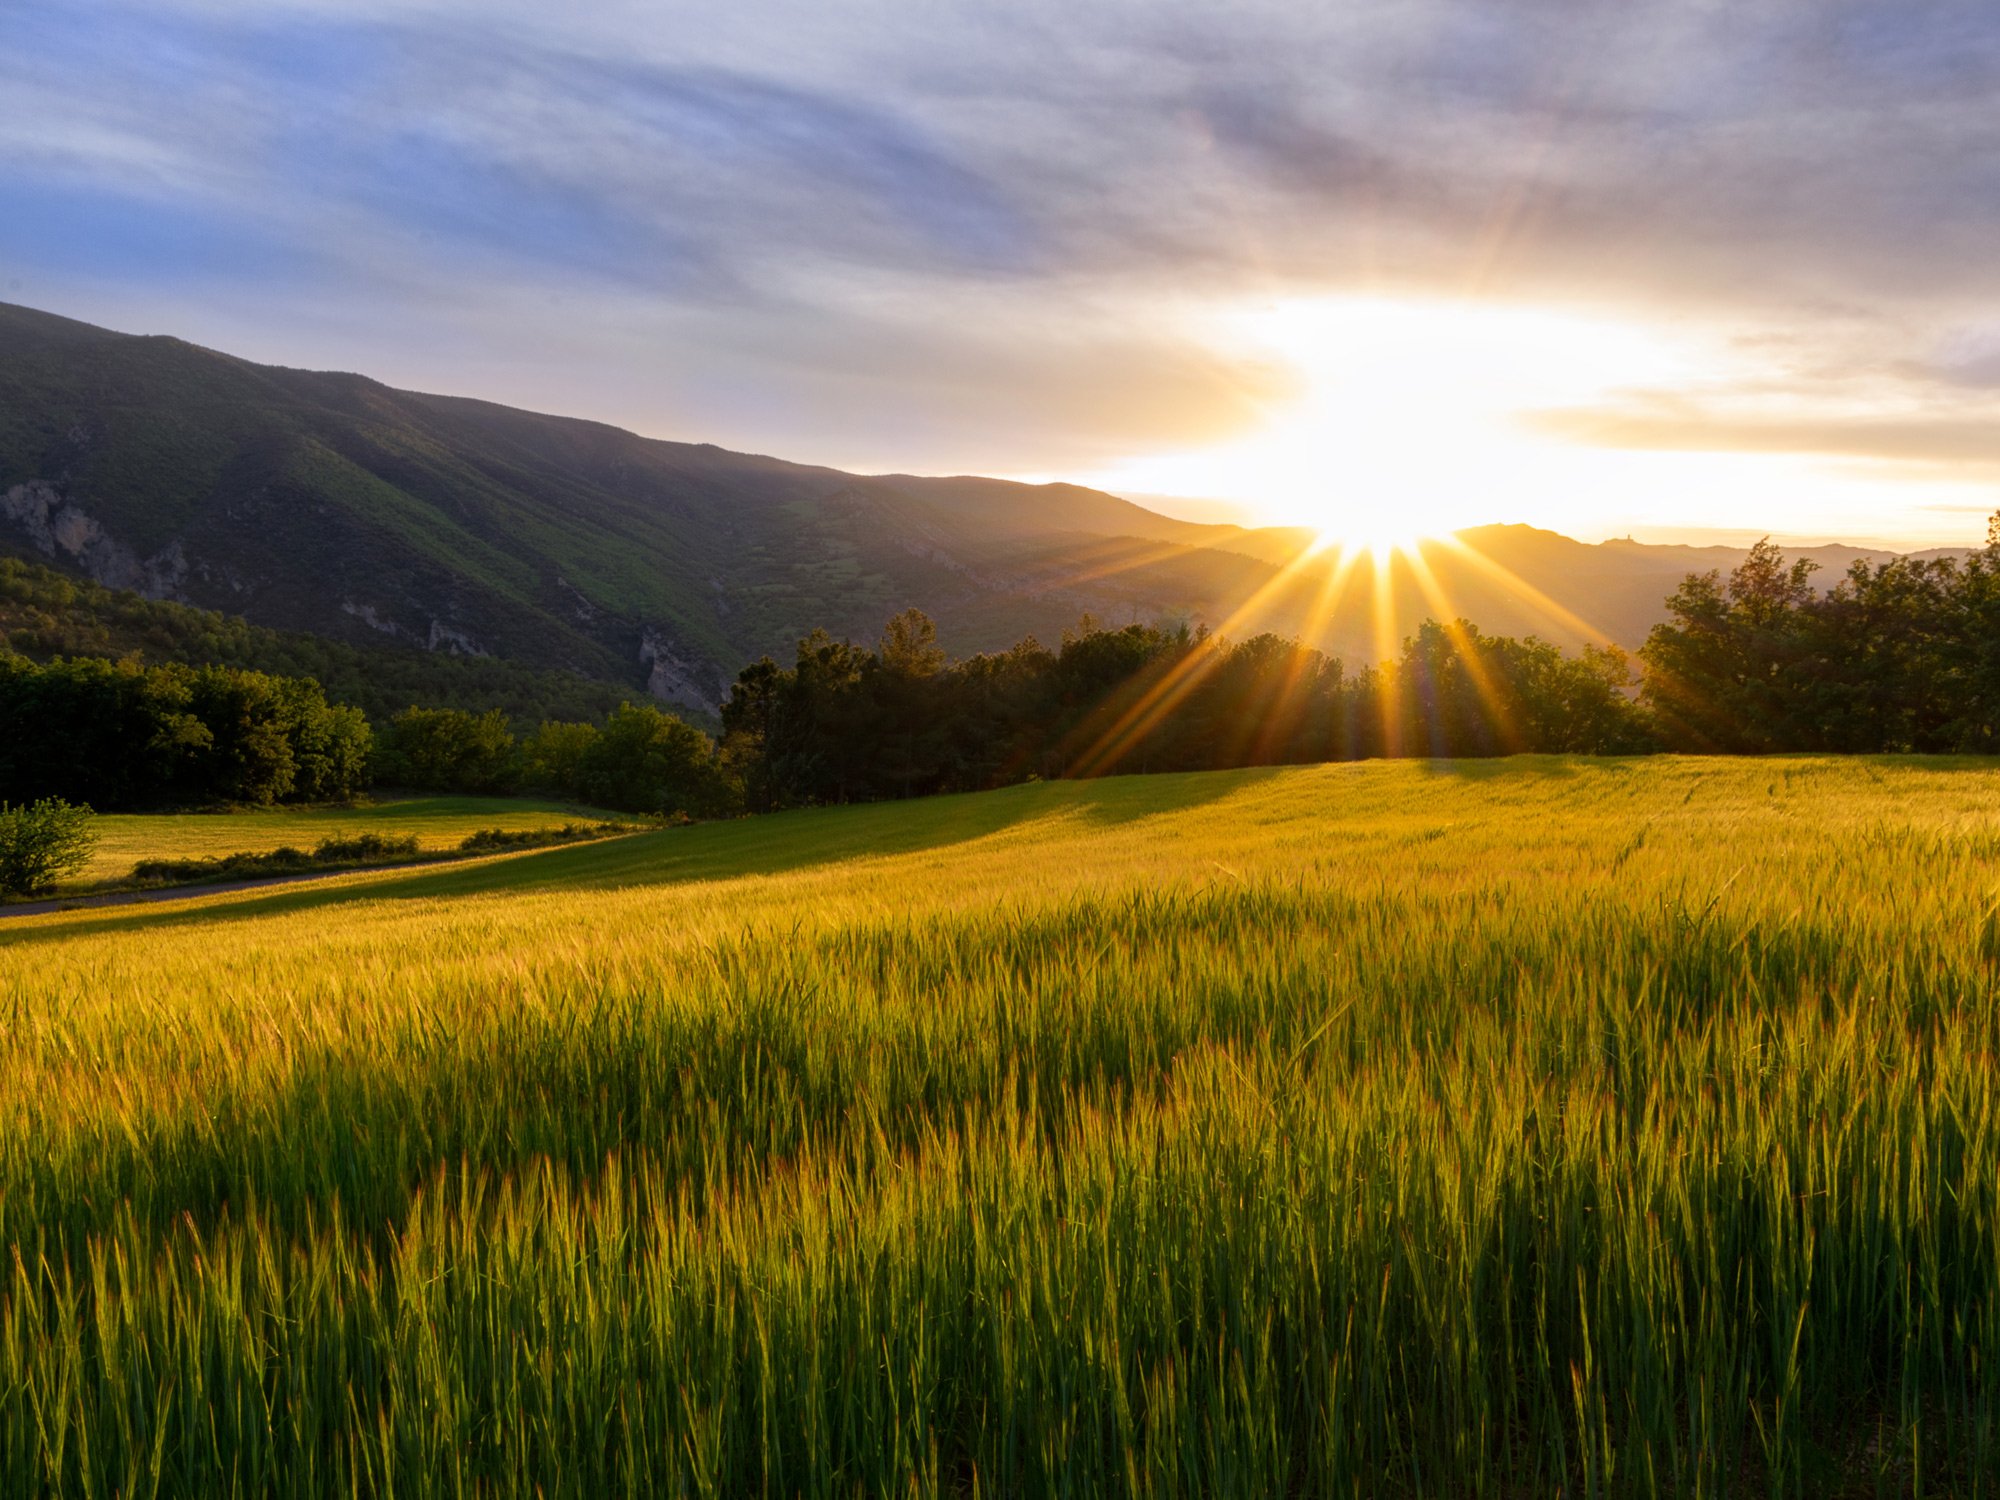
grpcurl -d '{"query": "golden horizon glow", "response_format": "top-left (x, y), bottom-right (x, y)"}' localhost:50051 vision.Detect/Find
top-left (1309, 519), bottom-right (1421, 563)
top-left (1064, 295), bottom-right (2000, 551)
top-left (1083, 296), bottom-right (1703, 547)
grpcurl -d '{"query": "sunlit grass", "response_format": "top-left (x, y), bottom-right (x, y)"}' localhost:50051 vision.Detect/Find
top-left (2, 757), bottom-right (1998, 1494)
top-left (74, 794), bottom-right (619, 883)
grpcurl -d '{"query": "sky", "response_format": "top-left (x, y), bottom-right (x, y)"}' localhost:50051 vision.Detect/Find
top-left (5, 0), bottom-right (2000, 548)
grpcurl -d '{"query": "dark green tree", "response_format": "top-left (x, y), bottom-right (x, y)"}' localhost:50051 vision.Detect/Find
top-left (1640, 541), bottom-right (1819, 752)
top-left (184, 666), bottom-right (300, 804)
top-left (519, 720), bottom-right (600, 796)
top-left (719, 658), bottom-right (789, 812)
top-left (375, 707), bottom-right (518, 793)
top-left (281, 682), bottom-right (373, 802)
top-left (575, 703), bottom-right (739, 817)
top-left (868, 609), bottom-right (951, 799)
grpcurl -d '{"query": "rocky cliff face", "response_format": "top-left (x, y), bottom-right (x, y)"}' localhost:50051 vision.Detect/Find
top-left (0, 481), bottom-right (189, 599)
top-left (640, 627), bottom-right (724, 713)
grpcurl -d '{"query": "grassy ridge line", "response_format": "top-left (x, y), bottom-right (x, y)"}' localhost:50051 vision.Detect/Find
top-left (2, 758), bottom-right (1999, 1494)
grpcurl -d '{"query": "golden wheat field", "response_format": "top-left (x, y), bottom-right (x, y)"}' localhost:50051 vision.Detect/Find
top-left (3, 756), bottom-right (1998, 1496)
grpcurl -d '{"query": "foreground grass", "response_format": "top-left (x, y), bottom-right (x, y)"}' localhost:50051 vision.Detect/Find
top-left (75, 794), bottom-right (618, 883)
top-left (2, 757), bottom-right (1998, 1495)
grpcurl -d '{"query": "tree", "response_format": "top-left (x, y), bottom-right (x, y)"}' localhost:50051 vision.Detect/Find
top-left (375, 707), bottom-right (518, 793)
top-left (1393, 621), bottom-right (1524, 757)
top-left (0, 798), bottom-right (97, 897)
top-left (870, 609), bottom-right (950, 798)
top-left (1519, 642), bottom-right (1651, 754)
top-left (785, 630), bottom-right (874, 804)
top-left (282, 685), bottom-right (373, 801)
top-left (1794, 557), bottom-right (1959, 752)
top-left (0, 655), bottom-right (377, 807)
top-left (1048, 621), bottom-right (1190, 776)
top-left (1177, 633), bottom-right (1336, 769)
top-left (520, 720), bottom-right (600, 796)
top-left (185, 666), bottom-right (299, 804)
top-left (0, 654), bottom-right (208, 808)
top-left (575, 703), bottom-right (739, 817)
top-left (719, 658), bottom-right (788, 812)
top-left (1640, 541), bottom-right (1819, 752)
top-left (1942, 524), bottom-right (2000, 752)
top-left (878, 608), bottom-right (945, 678)
top-left (942, 637), bottom-right (1056, 788)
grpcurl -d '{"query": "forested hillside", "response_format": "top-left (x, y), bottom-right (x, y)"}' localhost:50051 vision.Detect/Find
top-left (0, 301), bottom-right (1233, 707)
top-left (2, 300), bottom-right (1962, 712)
top-left (0, 557), bottom-right (625, 725)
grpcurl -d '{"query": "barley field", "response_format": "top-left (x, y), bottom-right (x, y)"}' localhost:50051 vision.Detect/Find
top-left (2, 757), bottom-right (1997, 1496)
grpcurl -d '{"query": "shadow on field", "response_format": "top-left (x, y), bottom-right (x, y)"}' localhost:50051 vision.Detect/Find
top-left (1413, 754), bottom-right (1637, 781)
top-left (2, 769), bottom-right (1273, 945)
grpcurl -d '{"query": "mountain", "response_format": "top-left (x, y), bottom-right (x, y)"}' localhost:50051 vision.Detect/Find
top-left (0, 300), bottom-right (1960, 705)
top-left (0, 302), bottom-right (1272, 706)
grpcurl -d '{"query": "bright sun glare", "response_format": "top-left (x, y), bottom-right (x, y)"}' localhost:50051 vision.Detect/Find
top-left (1055, 293), bottom-right (2000, 551)
top-left (1125, 297), bottom-right (1700, 551)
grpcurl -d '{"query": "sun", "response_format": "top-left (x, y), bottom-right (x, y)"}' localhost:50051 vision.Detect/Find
top-left (1309, 517), bottom-right (1419, 562)
top-left (1079, 295), bottom-right (1703, 547)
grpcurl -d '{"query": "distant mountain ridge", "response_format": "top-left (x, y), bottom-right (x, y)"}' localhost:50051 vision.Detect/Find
top-left (0, 300), bottom-right (1964, 705)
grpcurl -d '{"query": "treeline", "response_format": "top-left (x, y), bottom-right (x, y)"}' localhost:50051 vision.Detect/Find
top-left (0, 556), bottom-right (628, 726)
top-left (714, 531), bottom-right (2000, 805)
top-left (1642, 534), bottom-right (2000, 753)
top-left (0, 653), bottom-right (735, 816)
top-left (11, 530), bottom-right (2000, 816)
top-left (717, 609), bottom-right (1645, 810)
top-left (0, 655), bottom-right (372, 807)
top-left (372, 703), bottom-right (734, 816)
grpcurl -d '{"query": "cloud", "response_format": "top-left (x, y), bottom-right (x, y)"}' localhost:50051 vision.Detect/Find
top-left (1526, 405), bottom-right (2000, 477)
top-left (1924, 324), bottom-right (2000, 390)
top-left (5, 0), bottom-right (2000, 515)
top-left (0, 177), bottom-right (323, 284)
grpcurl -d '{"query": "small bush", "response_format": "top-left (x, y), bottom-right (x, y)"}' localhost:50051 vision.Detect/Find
top-left (459, 821), bottom-right (637, 853)
top-left (0, 798), bottom-right (99, 896)
top-left (459, 826), bottom-right (551, 853)
top-left (312, 833), bottom-right (420, 862)
top-left (131, 833), bottom-right (420, 886)
top-left (122, 824), bottom-right (642, 891)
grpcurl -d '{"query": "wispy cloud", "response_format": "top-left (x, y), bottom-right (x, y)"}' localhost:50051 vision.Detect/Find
top-left (5, 0), bottom-right (2000, 526)
top-left (1528, 407), bottom-right (2000, 473)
